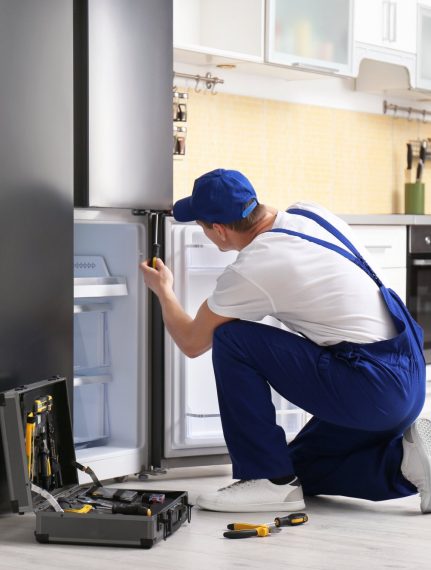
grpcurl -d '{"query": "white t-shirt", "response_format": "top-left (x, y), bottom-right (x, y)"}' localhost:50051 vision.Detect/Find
top-left (207, 202), bottom-right (397, 346)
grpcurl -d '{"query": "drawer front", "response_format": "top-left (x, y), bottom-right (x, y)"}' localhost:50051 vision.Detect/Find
top-left (350, 225), bottom-right (407, 269)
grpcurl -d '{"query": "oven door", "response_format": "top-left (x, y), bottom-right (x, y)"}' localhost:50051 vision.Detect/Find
top-left (407, 258), bottom-right (431, 363)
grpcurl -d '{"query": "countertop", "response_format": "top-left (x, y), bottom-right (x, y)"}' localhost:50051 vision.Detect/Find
top-left (340, 214), bottom-right (431, 225)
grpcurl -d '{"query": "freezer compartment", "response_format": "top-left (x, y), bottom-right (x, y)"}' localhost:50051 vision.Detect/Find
top-left (163, 219), bottom-right (308, 460)
top-left (73, 212), bottom-right (148, 481)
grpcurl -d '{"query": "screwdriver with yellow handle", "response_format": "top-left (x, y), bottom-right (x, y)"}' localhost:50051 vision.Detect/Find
top-left (223, 513), bottom-right (308, 539)
top-left (64, 504), bottom-right (94, 514)
top-left (149, 213), bottom-right (160, 269)
top-left (25, 412), bottom-right (36, 479)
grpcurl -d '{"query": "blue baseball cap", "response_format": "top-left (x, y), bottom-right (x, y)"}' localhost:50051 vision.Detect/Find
top-left (173, 169), bottom-right (258, 223)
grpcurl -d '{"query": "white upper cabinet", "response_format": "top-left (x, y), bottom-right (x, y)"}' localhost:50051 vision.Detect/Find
top-left (417, 4), bottom-right (431, 89)
top-left (266, 0), bottom-right (354, 75)
top-left (354, 0), bottom-right (417, 53)
top-left (173, 0), bottom-right (264, 61)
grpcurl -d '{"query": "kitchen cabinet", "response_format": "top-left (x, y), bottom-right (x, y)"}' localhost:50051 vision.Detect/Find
top-left (354, 0), bottom-right (417, 53)
top-left (349, 225), bottom-right (407, 302)
top-left (173, 0), bottom-right (264, 62)
top-left (266, 0), bottom-right (353, 75)
top-left (417, 4), bottom-right (431, 90)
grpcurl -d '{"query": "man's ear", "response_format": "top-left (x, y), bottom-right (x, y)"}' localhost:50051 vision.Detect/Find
top-left (212, 223), bottom-right (227, 242)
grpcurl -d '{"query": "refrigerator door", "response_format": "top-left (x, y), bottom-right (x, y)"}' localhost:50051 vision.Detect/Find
top-left (0, 0), bottom-right (73, 509)
top-left (163, 218), bottom-right (309, 461)
top-left (73, 209), bottom-right (149, 482)
top-left (82, 0), bottom-right (173, 209)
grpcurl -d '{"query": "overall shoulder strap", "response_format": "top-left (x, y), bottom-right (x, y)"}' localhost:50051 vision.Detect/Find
top-left (269, 208), bottom-right (383, 288)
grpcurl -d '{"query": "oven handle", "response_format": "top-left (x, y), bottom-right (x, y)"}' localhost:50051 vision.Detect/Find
top-left (412, 259), bottom-right (431, 266)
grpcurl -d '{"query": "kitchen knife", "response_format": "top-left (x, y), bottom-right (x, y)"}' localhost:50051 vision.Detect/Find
top-left (416, 158), bottom-right (424, 183)
top-left (420, 140), bottom-right (427, 165)
top-left (407, 143), bottom-right (413, 170)
top-left (406, 143), bottom-right (413, 184)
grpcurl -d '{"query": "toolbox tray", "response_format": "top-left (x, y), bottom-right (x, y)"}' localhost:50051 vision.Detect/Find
top-left (0, 377), bottom-right (191, 548)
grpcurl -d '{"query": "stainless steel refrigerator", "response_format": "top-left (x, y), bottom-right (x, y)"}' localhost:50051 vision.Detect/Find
top-left (0, 0), bottom-right (74, 508)
top-left (71, 0), bottom-right (309, 483)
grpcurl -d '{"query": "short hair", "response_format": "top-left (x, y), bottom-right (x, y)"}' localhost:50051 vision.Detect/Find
top-left (198, 199), bottom-right (265, 233)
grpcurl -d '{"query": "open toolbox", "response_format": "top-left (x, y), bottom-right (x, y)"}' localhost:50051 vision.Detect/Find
top-left (0, 377), bottom-right (191, 548)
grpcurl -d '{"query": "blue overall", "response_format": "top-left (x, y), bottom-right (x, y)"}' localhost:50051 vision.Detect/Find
top-left (212, 208), bottom-right (426, 501)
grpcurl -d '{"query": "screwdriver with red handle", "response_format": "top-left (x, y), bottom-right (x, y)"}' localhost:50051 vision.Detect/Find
top-left (223, 512), bottom-right (308, 539)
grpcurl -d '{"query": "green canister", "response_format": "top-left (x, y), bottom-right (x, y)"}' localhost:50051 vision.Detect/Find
top-left (405, 182), bottom-right (425, 214)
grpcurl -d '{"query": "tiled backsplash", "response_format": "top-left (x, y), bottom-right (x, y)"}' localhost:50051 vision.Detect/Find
top-left (173, 89), bottom-right (431, 215)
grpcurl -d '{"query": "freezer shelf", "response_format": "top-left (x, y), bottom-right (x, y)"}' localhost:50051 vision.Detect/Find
top-left (185, 242), bottom-right (237, 269)
top-left (74, 276), bottom-right (128, 298)
top-left (184, 405), bottom-right (306, 445)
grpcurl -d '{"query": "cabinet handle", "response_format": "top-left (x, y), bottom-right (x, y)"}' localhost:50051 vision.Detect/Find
top-left (291, 62), bottom-right (339, 74)
top-left (382, 1), bottom-right (390, 42)
top-left (412, 259), bottom-right (431, 266)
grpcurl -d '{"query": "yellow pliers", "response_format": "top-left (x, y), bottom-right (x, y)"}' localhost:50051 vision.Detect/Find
top-left (224, 523), bottom-right (272, 539)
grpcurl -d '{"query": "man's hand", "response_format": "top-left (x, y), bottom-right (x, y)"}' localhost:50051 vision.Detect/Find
top-left (140, 258), bottom-right (174, 298)
top-left (139, 257), bottom-right (234, 358)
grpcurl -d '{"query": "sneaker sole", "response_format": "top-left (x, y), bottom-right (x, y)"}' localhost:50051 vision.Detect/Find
top-left (410, 418), bottom-right (431, 513)
top-left (196, 498), bottom-right (306, 513)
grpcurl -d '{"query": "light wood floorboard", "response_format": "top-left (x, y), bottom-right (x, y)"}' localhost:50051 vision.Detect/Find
top-left (0, 465), bottom-right (430, 570)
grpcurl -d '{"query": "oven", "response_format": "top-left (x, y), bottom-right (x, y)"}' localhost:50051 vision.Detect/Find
top-left (407, 226), bottom-right (431, 364)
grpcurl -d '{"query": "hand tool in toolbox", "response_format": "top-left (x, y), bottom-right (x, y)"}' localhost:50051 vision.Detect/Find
top-left (0, 377), bottom-right (192, 548)
top-left (25, 394), bottom-right (62, 491)
top-left (223, 512), bottom-right (308, 539)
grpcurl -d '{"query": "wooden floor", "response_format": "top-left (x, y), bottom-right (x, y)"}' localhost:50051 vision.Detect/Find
top-left (1, 465), bottom-right (430, 570)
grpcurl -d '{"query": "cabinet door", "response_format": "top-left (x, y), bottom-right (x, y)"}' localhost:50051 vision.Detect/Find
top-left (174, 0), bottom-right (264, 61)
top-left (266, 0), bottom-right (353, 74)
top-left (349, 225), bottom-right (407, 301)
top-left (355, 0), bottom-right (417, 53)
top-left (417, 5), bottom-right (431, 89)
top-left (85, 0), bottom-right (173, 209)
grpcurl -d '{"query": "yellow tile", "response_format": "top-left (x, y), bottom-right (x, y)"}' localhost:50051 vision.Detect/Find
top-left (173, 89), bottom-right (431, 215)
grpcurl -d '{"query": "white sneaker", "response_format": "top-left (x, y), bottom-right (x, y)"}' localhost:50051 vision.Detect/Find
top-left (401, 418), bottom-right (431, 513)
top-left (195, 477), bottom-right (305, 513)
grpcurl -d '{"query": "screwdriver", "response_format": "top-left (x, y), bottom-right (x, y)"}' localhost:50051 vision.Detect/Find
top-left (150, 213), bottom-right (160, 269)
top-left (112, 503), bottom-right (152, 516)
top-left (224, 512), bottom-right (308, 539)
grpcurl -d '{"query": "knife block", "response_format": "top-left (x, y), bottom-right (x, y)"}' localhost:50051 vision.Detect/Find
top-left (405, 182), bottom-right (425, 215)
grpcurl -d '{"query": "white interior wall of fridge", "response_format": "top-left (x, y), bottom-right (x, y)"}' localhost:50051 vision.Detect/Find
top-left (164, 219), bottom-right (309, 459)
top-left (73, 214), bottom-right (148, 482)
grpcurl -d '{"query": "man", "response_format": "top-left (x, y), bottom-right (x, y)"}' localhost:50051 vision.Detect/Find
top-left (141, 168), bottom-right (430, 514)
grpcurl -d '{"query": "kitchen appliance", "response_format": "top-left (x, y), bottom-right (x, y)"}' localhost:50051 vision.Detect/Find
top-left (407, 226), bottom-right (431, 364)
top-left (0, 0), bottom-right (73, 510)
